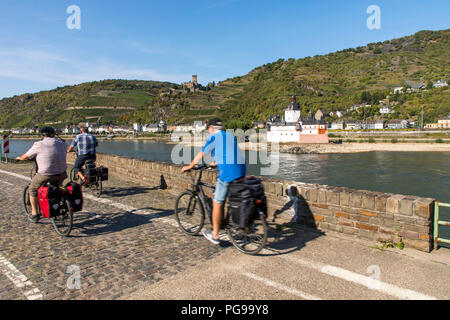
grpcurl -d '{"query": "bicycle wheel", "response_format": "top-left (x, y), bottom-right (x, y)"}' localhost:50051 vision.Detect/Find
top-left (226, 211), bottom-right (268, 255)
top-left (70, 168), bottom-right (79, 183)
top-left (22, 185), bottom-right (35, 222)
top-left (174, 191), bottom-right (205, 236)
top-left (51, 199), bottom-right (73, 237)
top-left (89, 180), bottom-right (102, 197)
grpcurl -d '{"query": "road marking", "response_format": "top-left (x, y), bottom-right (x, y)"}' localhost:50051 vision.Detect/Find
top-left (280, 254), bottom-right (437, 300)
top-left (0, 179), bottom-right (14, 186)
top-left (224, 264), bottom-right (320, 300)
top-left (242, 272), bottom-right (321, 300)
top-left (0, 169), bottom-right (31, 182)
top-left (0, 171), bottom-right (42, 300)
top-left (0, 254), bottom-right (43, 300)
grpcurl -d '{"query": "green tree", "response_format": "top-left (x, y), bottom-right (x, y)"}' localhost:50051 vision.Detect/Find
top-left (360, 91), bottom-right (371, 103)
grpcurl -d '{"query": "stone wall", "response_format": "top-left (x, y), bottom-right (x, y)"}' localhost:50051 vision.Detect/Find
top-left (68, 152), bottom-right (435, 252)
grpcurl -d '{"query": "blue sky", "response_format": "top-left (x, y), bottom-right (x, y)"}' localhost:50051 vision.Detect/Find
top-left (0, 0), bottom-right (448, 99)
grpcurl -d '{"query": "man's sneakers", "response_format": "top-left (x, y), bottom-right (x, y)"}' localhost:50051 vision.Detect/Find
top-left (30, 213), bottom-right (40, 223)
top-left (202, 229), bottom-right (220, 245)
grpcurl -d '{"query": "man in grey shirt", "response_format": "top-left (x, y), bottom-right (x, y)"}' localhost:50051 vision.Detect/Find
top-left (16, 127), bottom-right (68, 222)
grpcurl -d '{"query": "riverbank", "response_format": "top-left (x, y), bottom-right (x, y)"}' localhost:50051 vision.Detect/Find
top-left (174, 138), bottom-right (450, 154)
top-left (278, 142), bottom-right (450, 154)
top-left (7, 135), bottom-right (171, 142)
top-left (6, 136), bottom-right (450, 154)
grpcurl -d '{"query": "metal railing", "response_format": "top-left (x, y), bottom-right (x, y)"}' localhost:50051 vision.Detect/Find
top-left (434, 202), bottom-right (450, 250)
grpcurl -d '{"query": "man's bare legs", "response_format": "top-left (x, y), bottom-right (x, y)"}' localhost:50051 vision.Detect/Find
top-left (77, 171), bottom-right (85, 181)
top-left (30, 195), bottom-right (39, 216)
top-left (212, 201), bottom-right (224, 239)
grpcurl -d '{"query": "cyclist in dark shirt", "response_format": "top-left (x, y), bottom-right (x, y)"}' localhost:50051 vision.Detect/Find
top-left (67, 127), bottom-right (98, 184)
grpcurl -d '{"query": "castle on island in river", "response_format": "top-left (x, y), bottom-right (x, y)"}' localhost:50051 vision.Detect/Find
top-left (266, 96), bottom-right (329, 144)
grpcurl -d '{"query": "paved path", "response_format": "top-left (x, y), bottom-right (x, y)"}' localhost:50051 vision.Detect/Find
top-left (0, 162), bottom-right (221, 300)
top-left (0, 162), bottom-right (449, 300)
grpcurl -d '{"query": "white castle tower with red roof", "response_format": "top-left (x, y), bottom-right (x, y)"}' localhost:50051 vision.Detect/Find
top-left (267, 96), bottom-right (329, 144)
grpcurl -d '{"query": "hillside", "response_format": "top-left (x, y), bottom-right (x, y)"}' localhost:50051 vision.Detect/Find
top-left (223, 29), bottom-right (449, 125)
top-left (0, 29), bottom-right (448, 129)
top-left (0, 80), bottom-right (182, 128)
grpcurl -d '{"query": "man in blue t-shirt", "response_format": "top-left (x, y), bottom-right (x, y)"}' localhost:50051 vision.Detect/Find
top-left (181, 118), bottom-right (246, 244)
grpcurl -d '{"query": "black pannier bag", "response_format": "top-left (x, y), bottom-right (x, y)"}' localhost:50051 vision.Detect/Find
top-left (47, 184), bottom-right (62, 218)
top-left (66, 182), bottom-right (83, 212)
top-left (85, 162), bottom-right (96, 170)
top-left (96, 166), bottom-right (109, 181)
top-left (228, 177), bottom-right (267, 228)
top-left (84, 163), bottom-right (98, 183)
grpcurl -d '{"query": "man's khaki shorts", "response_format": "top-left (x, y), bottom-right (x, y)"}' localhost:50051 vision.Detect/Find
top-left (29, 172), bottom-right (68, 197)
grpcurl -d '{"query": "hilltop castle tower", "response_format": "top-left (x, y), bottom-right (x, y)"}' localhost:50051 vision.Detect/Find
top-left (182, 75), bottom-right (199, 93)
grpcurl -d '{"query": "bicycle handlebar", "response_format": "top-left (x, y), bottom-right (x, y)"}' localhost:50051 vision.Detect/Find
top-left (186, 164), bottom-right (215, 172)
top-left (195, 164), bottom-right (212, 170)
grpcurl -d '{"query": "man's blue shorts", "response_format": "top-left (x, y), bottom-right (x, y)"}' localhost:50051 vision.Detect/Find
top-left (214, 179), bottom-right (229, 204)
top-left (74, 154), bottom-right (96, 173)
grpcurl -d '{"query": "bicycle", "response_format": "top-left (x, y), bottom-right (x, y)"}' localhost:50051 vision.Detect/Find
top-left (175, 164), bottom-right (268, 255)
top-left (70, 156), bottom-right (102, 197)
top-left (23, 182), bottom-right (74, 237)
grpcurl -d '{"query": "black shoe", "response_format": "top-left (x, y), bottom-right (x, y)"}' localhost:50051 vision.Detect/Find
top-left (30, 214), bottom-right (40, 223)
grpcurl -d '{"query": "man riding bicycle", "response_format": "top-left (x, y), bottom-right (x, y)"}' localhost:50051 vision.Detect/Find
top-left (16, 127), bottom-right (68, 222)
top-left (67, 127), bottom-right (98, 185)
top-left (181, 118), bottom-right (246, 244)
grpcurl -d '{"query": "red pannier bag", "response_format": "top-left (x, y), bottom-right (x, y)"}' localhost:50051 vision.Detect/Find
top-left (38, 185), bottom-right (61, 218)
top-left (66, 182), bottom-right (83, 212)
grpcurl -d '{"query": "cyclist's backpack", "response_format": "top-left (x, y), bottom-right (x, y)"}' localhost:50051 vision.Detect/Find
top-left (38, 185), bottom-right (61, 218)
top-left (66, 182), bottom-right (83, 212)
top-left (96, 166), bottom-right (109, 181)
top-left (228, 177), bottom-right (267, 228)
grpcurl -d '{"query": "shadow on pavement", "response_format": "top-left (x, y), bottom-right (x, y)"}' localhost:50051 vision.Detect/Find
top-left (69, 185), bottom-right (324, 256)
top-left (71, 206), bottom-right (174, 237)
top-left (101, 186), bottom-right (159, 197)
top-left (260, 185), bottom-right (325, 256)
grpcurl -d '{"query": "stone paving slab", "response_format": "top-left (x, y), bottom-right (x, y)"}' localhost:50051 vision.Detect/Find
top-left (0, 162), bottom-right (223, 300)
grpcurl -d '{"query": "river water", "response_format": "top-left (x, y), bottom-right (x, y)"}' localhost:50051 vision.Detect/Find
top-left (5, 139), bottom-right (449, 203)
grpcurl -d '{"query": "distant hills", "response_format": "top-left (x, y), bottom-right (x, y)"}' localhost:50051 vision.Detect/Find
top-left (0, 80), bottom-right (179, 128)
top-left (0, 29), bottom-right (448, 129)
